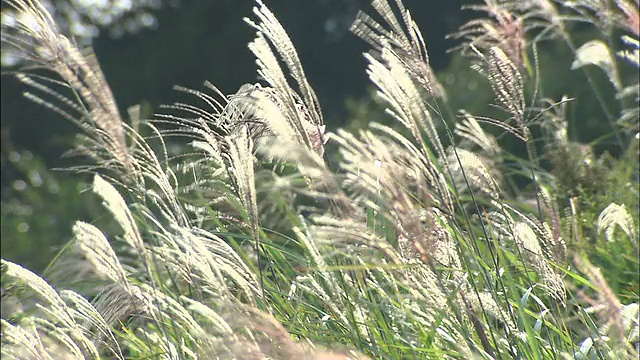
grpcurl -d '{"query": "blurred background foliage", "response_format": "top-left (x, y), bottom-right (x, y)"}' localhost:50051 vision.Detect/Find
top-left (0, 0), bottom-right (634, 272)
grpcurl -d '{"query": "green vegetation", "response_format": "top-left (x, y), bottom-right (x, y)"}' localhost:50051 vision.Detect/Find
top-left (1, 0), bottom-right (638, 359)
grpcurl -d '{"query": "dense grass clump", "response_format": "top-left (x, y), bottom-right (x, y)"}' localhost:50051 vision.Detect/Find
top-left (1, 0), bottom-right (638, 359)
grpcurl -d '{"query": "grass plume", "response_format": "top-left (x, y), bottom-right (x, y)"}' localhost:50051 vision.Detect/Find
top-left (1, 0), bottom-right (638, 358)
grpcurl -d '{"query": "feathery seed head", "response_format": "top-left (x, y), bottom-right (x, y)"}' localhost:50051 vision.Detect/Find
top-left (617, 0), bottom-right (640, 36)
top-left (226, 84), bottom-right (326, 156)
top-left (451, 1), bottom-right (528, 70)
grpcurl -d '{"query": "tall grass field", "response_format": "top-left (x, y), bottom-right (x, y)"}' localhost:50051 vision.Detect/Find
top-left (1, 0), bottom-right (639, 358)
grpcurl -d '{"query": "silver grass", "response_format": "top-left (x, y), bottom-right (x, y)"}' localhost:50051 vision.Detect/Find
top-left (2, 260), bottom-right (68, 316)
top-left (59, 290), bottom-right (123, 359)
top-left (227, 130), bottom-right (258, 231)
top-left (540, 96), bottom-right (571, 146)
top-left (186, 227), bottom-right (261, 299)
top-left (574, 256), bottom-right (638, 357)
top-left (513, 222), bottom-right (546, 262)
top-left (537, 187), bottom-right (567, 263)
top-left (507, 201), bottom-right (567, 265)
top-left (351, 0), bottom-right (445, 98)
top-left (172, 144), bottom-right (231, 226)
top-left (617, 303), bottom-right (639, 348)
top-left (455, 111), bottom-right (501, 156)
top-left (394, 208), bottom-right (460, 268)
top-left (245, 1), bottom-right (323, 126)
top-left (294, 274), bottom-right (351, 332)
top-left (35, 318), bottom-right (88, 359)
top-left (351, 1), bottom-right (449, 185)
top-left (616, 36), bottom-right (639, 133)
top-left (403, 267), bottom-right (473, 357)
top-left (496, 0), bottom-right (565, 43)
top-left (228, 79), bottom-right (294, 144)
top-left (350, 301), bottom-right (372, 344)
top-left (148, 236), bottom-right (219, 297)
top-left (468, 292), bottom-right (522, 344)
top-left (225, 128), bottom-right (266, 297)
top-left (369, 123), bottom-right (455, 212)
top-left (129, 330), bottom-right (179, 360)
top-left (182, 298), bottom-right (234, 338)
top-left (288, 223), bottom-right (348, 321)
top-left (124, 294), bottom-right (234, 359)
top-left (1, 319), bottom-right (52, 360)
top-left (572, 40), bottom-right (621, 91)
top-left (152, 226), bottom-right (260, 302)
top-left (259, 139), bottom-right (331, 186)
top-left (420, 209), bottom-right (461, 270)
top-left (5, 0), bottom-right (634, 358)
top-left (453, 112), bottom-right (504, 195)
top-left (127, 121), bottom-right (189, 226)
top-left (365, 48), bottom-right (448, 165)
top-left (465, 46), bottom-right (529, 142)
top-left (163, 81), bottom-right (325, 225)
top-left (301, 206), bottom-right (470, 356)
top-left (326, 127), bottom-right (460, 267)
top-left (490, 210), bottom-right (566, 302)
top-left (3, 0), bottom-right (133, 175)
top-left (333, 128), bottom-right (410, 202)
top-left (257, 129), bottom-right (357, 219)
top-left (226, 83), bottom-right (326, 156)
top-left (403, 265), bottom-right (450, 318)
top-left (330, 128), bottom-right (448, 213)
top-left (243, 0), bottom-right (325, 156)
top-left (446, 147), bottom-right (502, 200)
top-left (449, 0), bottom-right (528, 69)
top-left (311, 216), bottom-right (404, 264)
top-left (92, 174), bottom-right (145, 255)
top-left (72, 221), bottom-right (129, 286)
top-left (564, 0), bottom-right (635, 34)
top-left (1, 260), bottom-right (102, 359)
top-left (91, 283), bottom-right (153, 329)
top-left (619, 35), bottom-right (640, 68)
top-left (146, 295), bottom-right (209, 347)
top-left (43, 220), bottom-right (133, 297)
top-left (156, 89), bottom-right (229, 153)
top-left (591, 301), bottom-right (640, 357)
top-left (616, 0), bottom-right (640, 36)
top-left (292, 224), bottom-right (329, 272)
top-left (486, 47), bottom-right (527, 138)
top-left (93, 286), bottom-right (210, 355)
top-left (156, 2), bottom-right (331, 225)
top-left (208, 304), bottom-right (372, 359)
top-left (289, 226), bottom-right (380, 341)
top-left (141, 331), bottom-right (183, 360)
top-left (218, 305), bottom-right (316, 359)
top-left (191, 133), bottom-right (226, 168)
top-left (597, 203), bottom-right (637, 245)
top-left (143, 290), bottom-right (222, 346)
